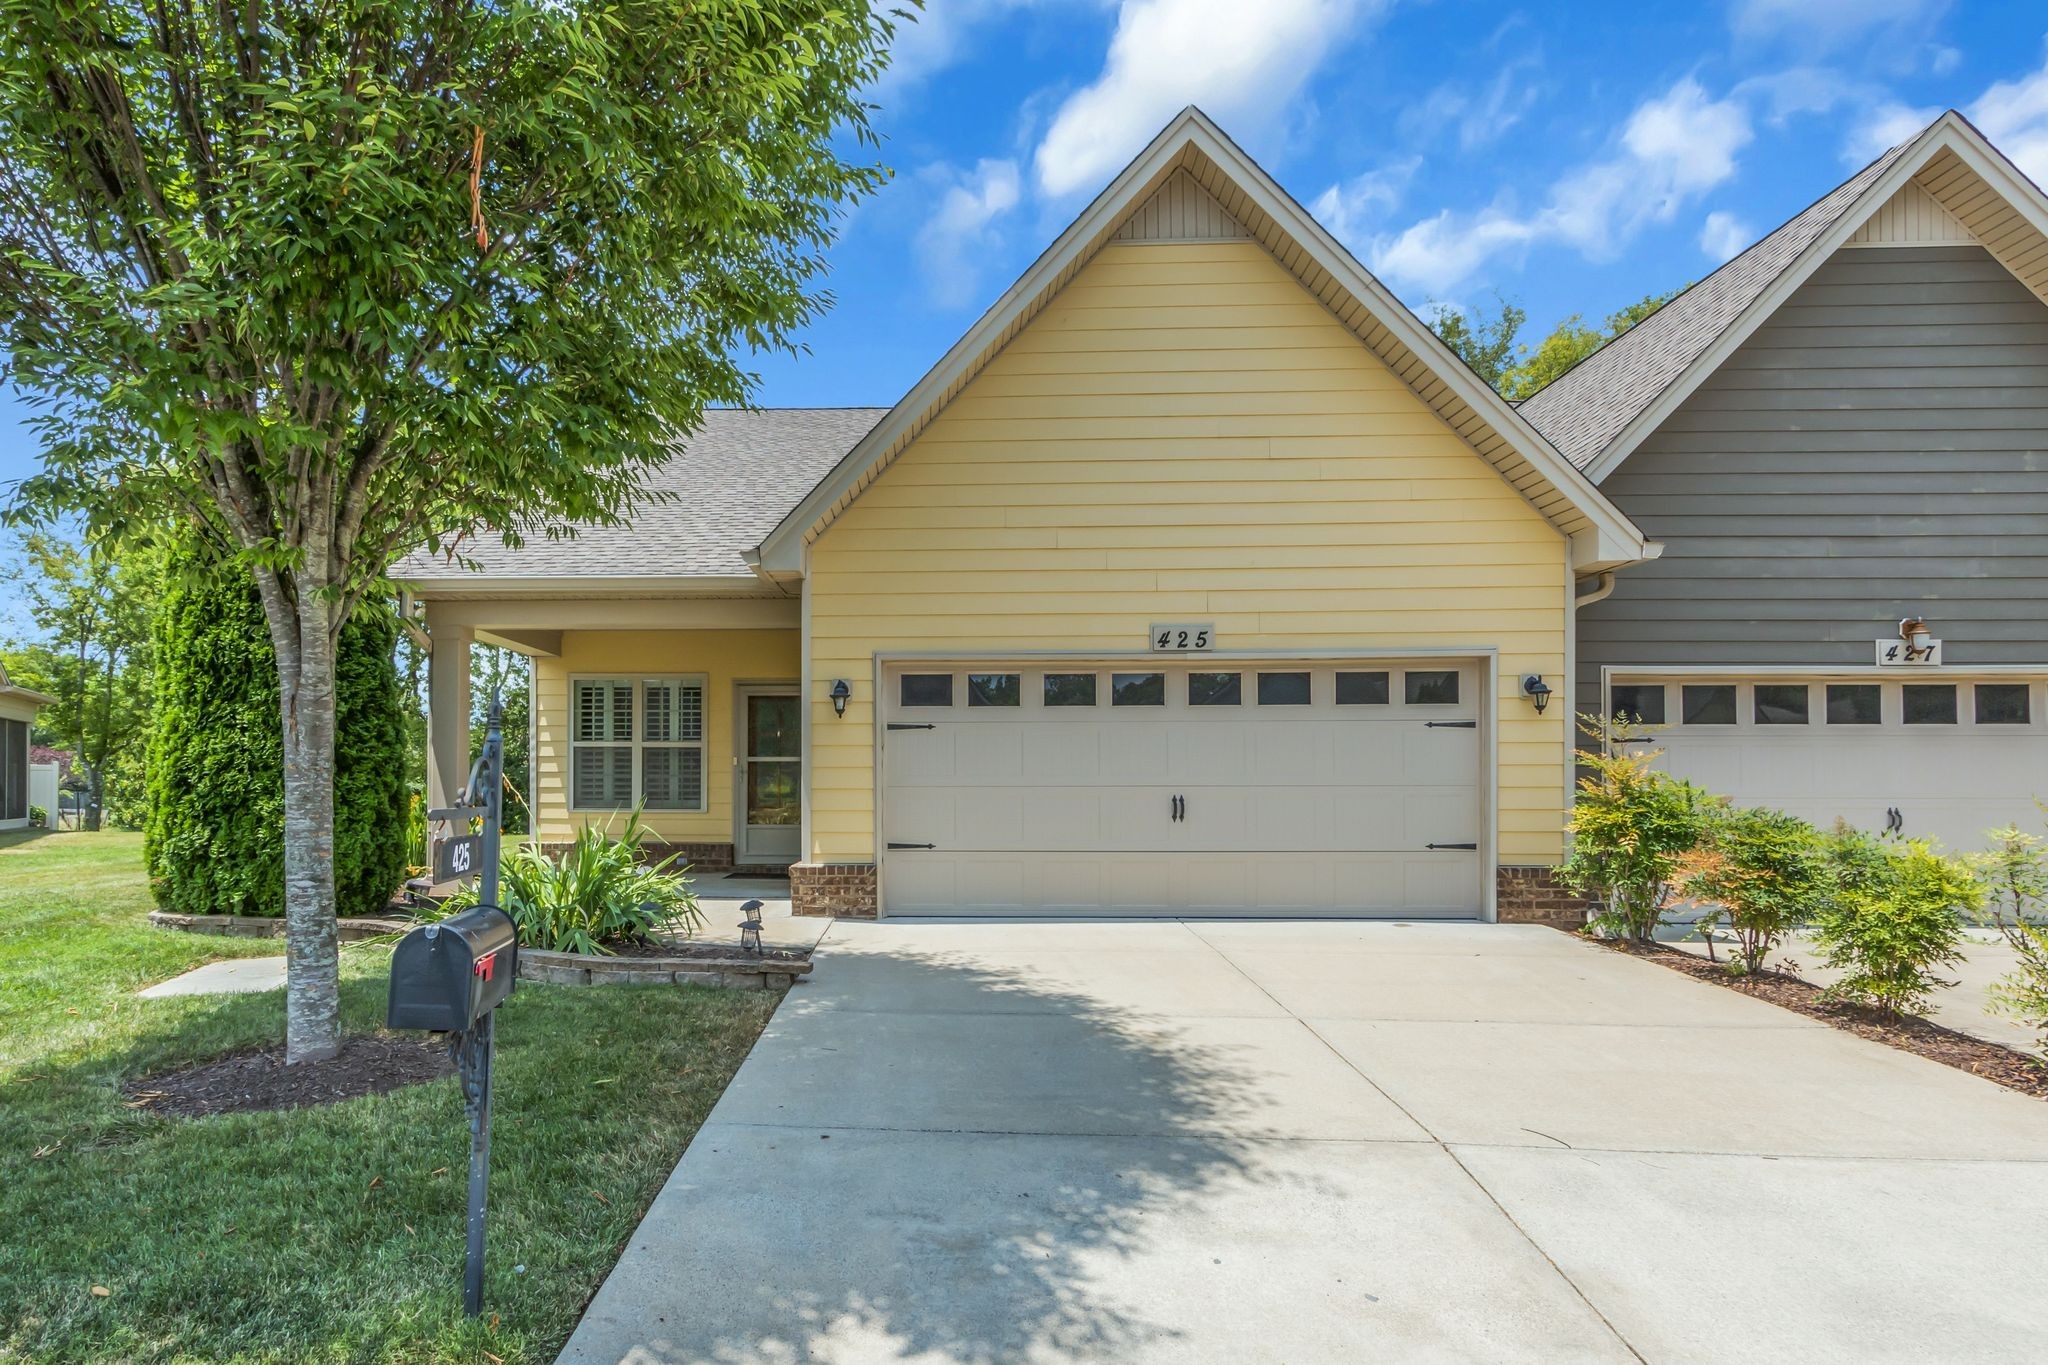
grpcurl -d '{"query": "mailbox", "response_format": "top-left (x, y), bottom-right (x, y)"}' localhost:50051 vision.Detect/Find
top-left (387, 906), bottom-right (519, 1033)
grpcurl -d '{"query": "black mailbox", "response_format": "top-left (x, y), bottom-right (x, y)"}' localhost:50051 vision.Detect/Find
top-left (387, 906), bottom-right (519, 1033)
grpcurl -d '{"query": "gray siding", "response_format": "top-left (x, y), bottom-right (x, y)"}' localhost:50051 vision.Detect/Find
top-left (1579, 243), bottom-right (2048, 711)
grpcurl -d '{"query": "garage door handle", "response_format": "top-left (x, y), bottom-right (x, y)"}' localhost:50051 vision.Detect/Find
top-left (1425, 842), bottom-right (1478, 851)
top-left (1424, 720), bottom-right (1477, 729)
top-left (886, 723), bottom-right (936, 731)
top-left (886, 842), bottom-right (936, 850)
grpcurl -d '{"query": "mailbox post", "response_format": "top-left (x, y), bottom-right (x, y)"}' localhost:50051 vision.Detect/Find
top-left (388, 691), bottom-right (513, 1318)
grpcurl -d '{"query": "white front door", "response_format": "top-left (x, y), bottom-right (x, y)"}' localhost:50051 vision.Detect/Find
top-left (1613, 674), bottom-right (2048, 853)
top-left (880, 662), bottom-right (1486, 918)
top-left (736, 687), bottom-right (801, 866)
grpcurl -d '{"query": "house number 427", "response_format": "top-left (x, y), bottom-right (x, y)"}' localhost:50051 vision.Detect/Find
top-left (1150, 623), bottom-right (1215, 651)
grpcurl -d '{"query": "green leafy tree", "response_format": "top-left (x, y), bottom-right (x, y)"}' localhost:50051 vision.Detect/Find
top-left (1969, 825), bottom-right (2048, 1046)
top-left (470, 643), bottom-right (530, 835)
top-left (1814, 836), bottom-right (1981, 1018)
top-left (147, 547), bottom-right (408, 921)
top-left (0, 1), bottom-right (898, 1060)
top-left (1428, 295), bottom-right (1526, 391)
top-left (1562, 718), bottom-right (1715, 943)
top-left (0, 532), bottom-right (154, 827)
top-left (1429, 289), bottom-right (1682, 400)
top-left (1673, 805), bottom-right (1832, 975)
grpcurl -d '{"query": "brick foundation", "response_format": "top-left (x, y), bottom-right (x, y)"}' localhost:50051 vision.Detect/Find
top-left (1495, 865), bottom-right (1588, 928)
top-left (541, 840), bottom-right (735, 873)
top-left (790, 861), bottom-right (879, 918)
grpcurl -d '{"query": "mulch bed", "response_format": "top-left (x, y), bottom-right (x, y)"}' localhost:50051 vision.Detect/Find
top-left (126, 1034), bottom-right (453, 1119)
top-left (607, 940), bottom-right (811, 964)
top-left (1601, 939), bottom-right (2048, 1101)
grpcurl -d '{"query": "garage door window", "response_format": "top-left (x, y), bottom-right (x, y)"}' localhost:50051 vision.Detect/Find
top-left (1112, 672), bottom-right (1165, 706)
top-left (1044, 673), bottom-right (1096, 707)
top-left (968, 674), bottom-right (1020, 707)
top-left (1826, 684), bottom-right (1881, 726)
top-left (1257, 671), bottom-right (1311, 705)
top-left (1755, 684), bottom-right (1809, 725)
top-left (901, 674), bottom-right (953, 707)
top-left (1682, 684), bottom-right (1736, 725)
top-left (1188, 672), bottom-right (1243, 706)
top-left (1904, 684), bottom-right (1957, 725)
top-left (1610, 684), bottom-right (1665, 725)
top-left (1976, 684), bottom-right (2032, 725)
top-left (1336, 671), bottom-right (1390, 705)
top-left (1405, 670), bottom-right (1459, 706)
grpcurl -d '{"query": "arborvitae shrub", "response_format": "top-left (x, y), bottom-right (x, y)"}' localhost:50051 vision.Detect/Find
top-left (146, 553), bottom-right (408, 919)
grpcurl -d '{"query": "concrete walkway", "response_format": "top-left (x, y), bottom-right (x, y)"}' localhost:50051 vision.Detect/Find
top-left (558, 920), bottom-right (2048, 1364)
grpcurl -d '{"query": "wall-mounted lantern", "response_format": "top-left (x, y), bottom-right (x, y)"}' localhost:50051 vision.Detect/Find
top-left (1521, 674), bottom-right (1553, 715)
top-left (1899, 617), bottom-right (1935, 661)
top-left (829, 679), bottom-right (852, 718)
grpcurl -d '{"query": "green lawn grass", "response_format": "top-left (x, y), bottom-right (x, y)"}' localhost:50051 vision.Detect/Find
top-left (0, 829), bottom-right (778, 1363)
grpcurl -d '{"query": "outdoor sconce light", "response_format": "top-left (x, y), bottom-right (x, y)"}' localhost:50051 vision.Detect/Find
top-left (829, 679), bottom-right (852, 718)
top-left (1521, 674), bottom-right (1553, 715)
top-left (739, 899), bottom-right (765, 955)
top-left (1899, 617), bottom-right (1935, 661)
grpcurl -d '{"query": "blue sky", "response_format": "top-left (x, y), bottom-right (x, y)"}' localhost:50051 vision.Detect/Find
top-left (5, 0), bottom-right (2048, 524)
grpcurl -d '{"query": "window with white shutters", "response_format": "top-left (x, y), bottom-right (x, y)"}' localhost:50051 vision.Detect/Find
top-left (569, 676), bottom-right (705, 811)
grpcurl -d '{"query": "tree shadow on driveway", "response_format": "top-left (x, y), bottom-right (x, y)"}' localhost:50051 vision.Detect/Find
top-left (568, 948), bottom-right (1304, 1364)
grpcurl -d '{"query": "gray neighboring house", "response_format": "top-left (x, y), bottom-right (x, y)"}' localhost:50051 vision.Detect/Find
top-left (1523, 111), bottom-right (2048, 852)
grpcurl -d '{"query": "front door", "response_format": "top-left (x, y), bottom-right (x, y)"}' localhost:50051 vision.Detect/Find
top-left (736, 687), bottom-right (801, 866)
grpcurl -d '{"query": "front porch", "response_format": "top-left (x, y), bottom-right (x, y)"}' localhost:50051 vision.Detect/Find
top-left (417, 590), bottom-right (803, 877)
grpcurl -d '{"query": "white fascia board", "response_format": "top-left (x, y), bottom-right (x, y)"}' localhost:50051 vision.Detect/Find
top-left (1580, 114), bottom-right (2027, 485)
top-left (753, 114), bottom-right (1201, 575)
top-left (398, 573), bottom-right (783, 600)
top-left (755, 106), bottom-right (1649, 573)
top-left (1184, 120), bottom-right (1649, 566)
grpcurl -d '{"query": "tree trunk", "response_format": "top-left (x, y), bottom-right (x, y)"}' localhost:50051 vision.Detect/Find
top-left (262, 579), bottom-right (344, 1065)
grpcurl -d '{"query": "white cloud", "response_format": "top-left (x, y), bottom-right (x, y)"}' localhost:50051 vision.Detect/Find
top-left (914, 159), bottom-right (1023, 308)
top-left (1842, 99), bottom-right (1939, 165)
top-left (1400, 61), bottom-right (1544, 152)
top-left (1968, 50), bottom-right (2048, 187)
top-left (1698, 210), bottom-right (1753, 262)
top-left (1730, 0), bottom-right (1948, 50)
top-left (1361, 78), bottom-right (1753, 295)
top-left (1310, 158), bottom-right (1420, 242)
top-left (877, 1), bottom-right (1103, 94)
top-left (1032, 0), bottom-right (1381, 197)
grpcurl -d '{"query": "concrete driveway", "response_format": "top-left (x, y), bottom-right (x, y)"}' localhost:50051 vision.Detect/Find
top-left (559, 921), bottom-right (2048, 1364)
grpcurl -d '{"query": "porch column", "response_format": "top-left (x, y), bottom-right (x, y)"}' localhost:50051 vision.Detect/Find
top-left (426, 614), bottom-right (474, 811)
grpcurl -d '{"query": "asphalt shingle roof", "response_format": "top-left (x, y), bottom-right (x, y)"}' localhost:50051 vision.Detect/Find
top-left (1518, 139), bottom-right (1915, 470)
top-left (401, 407), bottom-right (883, 581)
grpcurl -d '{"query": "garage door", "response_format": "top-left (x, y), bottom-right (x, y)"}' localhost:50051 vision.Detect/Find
top-left (880, 662), bottom-right (1486, 917)
top-left (1613, 675), bottom-right (2048, 853)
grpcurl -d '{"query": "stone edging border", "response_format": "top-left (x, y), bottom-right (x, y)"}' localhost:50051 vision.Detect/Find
top-left (517, 946), bottom-right (812, 991)
top-left (148, 911), bottom-right (411, 943)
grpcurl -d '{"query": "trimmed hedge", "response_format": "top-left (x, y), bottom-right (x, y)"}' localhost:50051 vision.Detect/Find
top-left (146, 554), bottom-right (408, 919)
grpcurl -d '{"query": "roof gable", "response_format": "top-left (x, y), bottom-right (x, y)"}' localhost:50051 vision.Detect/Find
top-left (754, 108), bottom-right (1647, 576)
top-left (1521, 111), bottom-right (2048, 482)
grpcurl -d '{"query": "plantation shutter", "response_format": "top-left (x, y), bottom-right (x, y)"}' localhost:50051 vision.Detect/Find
top-left (641, 679), bottom-right (705, 811)
top-left (571, 680), bottom-right (634, 809)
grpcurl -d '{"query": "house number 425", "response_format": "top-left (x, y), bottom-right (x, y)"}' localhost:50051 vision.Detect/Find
top-left (1150, 623), bottom-right (1215, 651)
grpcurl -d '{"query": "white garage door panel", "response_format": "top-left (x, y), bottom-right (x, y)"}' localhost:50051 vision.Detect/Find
top-left (882, 662), bottom-right (1487, 918)
top-left (885, 850), bottom-right (1479, 918)
top-left (1623, 676), bottom-right (2048, 853)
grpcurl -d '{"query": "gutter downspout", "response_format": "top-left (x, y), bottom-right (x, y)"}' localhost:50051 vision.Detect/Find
top-left (1573, 570), bottom-right (1617, 608)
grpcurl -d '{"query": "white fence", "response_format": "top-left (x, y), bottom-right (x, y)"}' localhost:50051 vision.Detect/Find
top-left (28, 761), bottom-right (58, 824)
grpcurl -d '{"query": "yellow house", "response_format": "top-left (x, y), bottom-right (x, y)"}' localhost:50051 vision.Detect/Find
top-left (402, 109), bottom-right (1650, 923)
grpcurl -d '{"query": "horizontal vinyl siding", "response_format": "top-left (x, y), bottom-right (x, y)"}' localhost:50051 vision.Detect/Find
top-left (532, 628), bottom-right (799, 845)
top-left (807, 240), bottom-right (1573, 867)
top-left (1581, 244), bottom-right (2048, 709)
